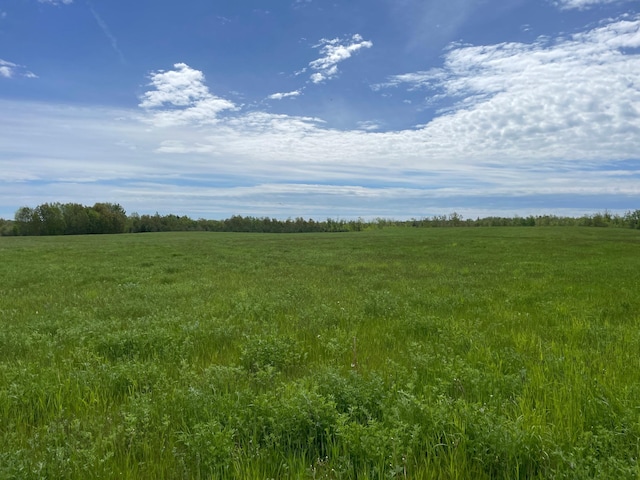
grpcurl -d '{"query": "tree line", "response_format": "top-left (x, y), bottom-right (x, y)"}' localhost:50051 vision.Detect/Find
top-left (2, 202), bottom-right (365, 236)
top-left (1, 202), bottom-right (639, 236)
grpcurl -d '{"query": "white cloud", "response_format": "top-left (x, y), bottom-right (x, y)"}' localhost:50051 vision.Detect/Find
top-left (139, 63), bottom-right (236, 127)
top-left (2, 16), bottom-right (640, 219)
top-left (1, 95), bottom-right (638, 220)
top-left (293, 0), bottom-right (312, 9)
top-left (309, 73), bottom-right (324, 83)
top-left (376, 15), bottom-right (640, 161)
top-left (0, 59), bottom-right (37, 79)
top-left (308, 34), bottom-right (373, 83)
top-left (374, 69), bottom-right (442, 90)
top-left (554, 0), bottom-right (632, 10)
top-left (357, 121), bottom-right (382, 131)
top-left (134, 15), bottom-right (640, 187)
top-left (140, 63), bottom-right (211, 108)
top-left (267, 90), bottom-right (302, 100)
top-left (38, 0), bottom-right (73, 4)
top-left (0, 65), bottom-right (13, 79)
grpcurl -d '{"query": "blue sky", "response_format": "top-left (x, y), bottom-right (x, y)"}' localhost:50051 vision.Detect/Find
top-left (1, 0), bottom-right (639, 220)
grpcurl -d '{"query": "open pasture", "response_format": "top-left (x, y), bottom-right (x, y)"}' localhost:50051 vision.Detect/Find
top-left (1, 227), bottom-right (639, 479)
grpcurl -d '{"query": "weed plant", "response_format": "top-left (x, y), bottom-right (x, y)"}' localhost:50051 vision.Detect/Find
top-left (1, 228), bottom-right (639, 478)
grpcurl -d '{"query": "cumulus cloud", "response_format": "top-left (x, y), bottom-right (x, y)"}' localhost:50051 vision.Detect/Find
top-left (267, 90), bottom-right (302, 100)
top-left (308, 34), bottom-right (372, 83)
top-left (0, 59), bottom-right (37, 79)
top-left (139, 63), bottom-right (236, 127)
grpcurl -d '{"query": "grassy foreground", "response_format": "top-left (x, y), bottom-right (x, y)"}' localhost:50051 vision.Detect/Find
top-left (1, 228), bottom-right (639, 479)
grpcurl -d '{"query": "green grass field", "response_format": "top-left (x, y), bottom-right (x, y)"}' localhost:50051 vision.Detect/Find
top-left (1, 228), bottom-right (639, 479)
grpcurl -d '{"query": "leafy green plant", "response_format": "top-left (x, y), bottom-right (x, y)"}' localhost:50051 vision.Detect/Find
top-left (240, 333), bottom-right (306, 373)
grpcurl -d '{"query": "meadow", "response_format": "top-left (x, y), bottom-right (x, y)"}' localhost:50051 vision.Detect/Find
top-left (0, 227), bottom-right (639, 479)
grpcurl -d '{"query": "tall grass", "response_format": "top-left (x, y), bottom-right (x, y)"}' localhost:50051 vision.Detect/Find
top-left (1, 228), bottom-right (639, 478)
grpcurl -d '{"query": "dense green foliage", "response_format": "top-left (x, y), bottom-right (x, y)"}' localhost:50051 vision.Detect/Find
top-left (1, 228), bottom-right (639, 478)
top-left (12, 202), bottom-right (128, 236)
top-left (127, 213), bottom-right (365, 234)
top-left (0, 218), bottom-right (15, 237)
top-left (5, 202), bottom-right (640, 236)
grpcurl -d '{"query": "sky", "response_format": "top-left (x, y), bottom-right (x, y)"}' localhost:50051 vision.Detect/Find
top-left (1, 0), bottom-right (639, 220)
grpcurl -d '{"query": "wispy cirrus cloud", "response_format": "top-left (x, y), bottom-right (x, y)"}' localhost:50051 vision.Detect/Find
top-left (308, 34), bottom-right (373, 83)
top-left (356, 121), bottom-right (382, 131)
top-left (267, 90), bottom-right (302, 100)
top-left (89, 5), bottom-right (125, 63)
top-left (37, 0), bottom-right (73, 5)
top-left (553, 0), bottom-right (634, 10)
top-left (0, 59), bottom-right (37, 79)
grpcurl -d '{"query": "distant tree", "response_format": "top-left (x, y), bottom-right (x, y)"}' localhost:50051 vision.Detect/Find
top-left (624, 210), bottom-right (640, 229)
top-left (35, 203), bottom-right (66, 235)
top-left (61, 203), bottom-right (91, 235)
top-left (91, 203), bottom-right (127, 234)
top-left (14, 206), bottom-right (41, 235)
top-left (590, 212), bottom-right (609, 227)
top-left (224, 215), bottom-right (248, 232)
top-left (127, 212), bottom-right (141, 233)
top-left (449, 212), bottom-right (463, 227)
top-left (0, 218), bottom-right (15, 236)
top-left (86, 208), bottom-right (102, 234)
top-left (14, 207), bottom-right (32, 235)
